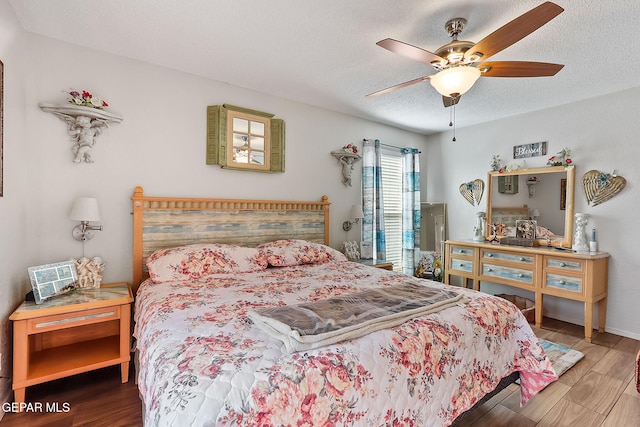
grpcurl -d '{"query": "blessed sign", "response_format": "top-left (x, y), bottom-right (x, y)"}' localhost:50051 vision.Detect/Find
top-left (513, 141), bottom-right (547, 159)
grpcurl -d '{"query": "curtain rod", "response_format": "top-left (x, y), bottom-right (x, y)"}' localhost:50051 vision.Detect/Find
top-left (362, 138), bottom-right (421, 154)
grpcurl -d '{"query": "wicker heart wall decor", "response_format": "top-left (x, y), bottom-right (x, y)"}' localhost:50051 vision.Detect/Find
top-left (459, 179), bottom-right (484, 206)
top-left (582, 170), bottom-right (626, 206)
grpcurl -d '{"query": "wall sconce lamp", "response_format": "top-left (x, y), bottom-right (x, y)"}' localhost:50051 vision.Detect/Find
top-left (69, 197), bottom-right (102, 241)
top-left (531, 208), bottom-right (541, 220)
top-left (342, 205), bottom-right (364, 231)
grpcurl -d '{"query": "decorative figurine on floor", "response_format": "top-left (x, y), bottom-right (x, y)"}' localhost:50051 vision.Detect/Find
top-left (432, 260), bottom-right (443, 282)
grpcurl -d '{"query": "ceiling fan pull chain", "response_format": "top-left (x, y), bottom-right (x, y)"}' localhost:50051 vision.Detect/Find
top-left (451, 105), bottom-right (457, 142)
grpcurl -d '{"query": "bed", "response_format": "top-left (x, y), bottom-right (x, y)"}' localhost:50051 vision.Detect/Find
top-left (131, 187), bottom-right (557, 426)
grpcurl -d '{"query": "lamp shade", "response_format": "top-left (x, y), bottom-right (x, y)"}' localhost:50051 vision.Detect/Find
top-left (430, 66), bottom-right (481, 97)
top-left (70, 197), bottom-right (101, 222)
top-left (531, 209), bottom-right (541, 218)
top-left (349, 204), bottom-right (364, 219)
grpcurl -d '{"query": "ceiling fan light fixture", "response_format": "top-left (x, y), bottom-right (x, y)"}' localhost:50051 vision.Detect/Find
top-left (430, 66), bottom-right (481, 97)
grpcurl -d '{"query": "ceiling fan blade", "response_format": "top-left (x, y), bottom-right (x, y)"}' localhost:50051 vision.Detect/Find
top-left (442, 95), bottom-right (460, 108)
top-left (377, 38), bottom-right (445, 65)
top-left (365, 76), bottom-right (430, 98)
top-left (478, 61), bottom-right (564, 77)
top-left (464, 1), bottom-right (564, 62)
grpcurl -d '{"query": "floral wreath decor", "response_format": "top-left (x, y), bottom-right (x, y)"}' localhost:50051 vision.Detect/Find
top-left (67, 89), bottom-right (109, 109)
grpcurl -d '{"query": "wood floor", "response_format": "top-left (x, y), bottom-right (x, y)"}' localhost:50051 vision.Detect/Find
top-left (452, 318), bottom-right (640, 427)
top-left (1, 318), bottom-right (639, 426)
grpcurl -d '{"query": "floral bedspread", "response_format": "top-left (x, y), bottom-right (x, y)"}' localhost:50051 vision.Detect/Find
top-left (134, 261), bottom-right (557, 427)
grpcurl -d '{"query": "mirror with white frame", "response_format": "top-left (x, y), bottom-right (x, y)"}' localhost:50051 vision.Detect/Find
top-left (486, 166), bottom-right (575, 248)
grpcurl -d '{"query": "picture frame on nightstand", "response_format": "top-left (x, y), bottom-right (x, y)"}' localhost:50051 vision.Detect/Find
top-left (27, 260), bottom-right (79, 304)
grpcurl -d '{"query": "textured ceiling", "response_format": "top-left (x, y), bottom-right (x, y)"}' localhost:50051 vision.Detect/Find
top-left (9, 0), bottom-right (640, 134)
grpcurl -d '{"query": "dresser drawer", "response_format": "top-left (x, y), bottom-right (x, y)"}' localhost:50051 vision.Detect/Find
top-left (450, 246), bottom-right (474, 257)
top-left (545, 257), bottom-right (584, 272)
top-left (482, 263), bottom-right (534, 285)
top-left (450, 258), bottom-right (473, 273)
top-left (544, 273), bottom-right (583, 294)
top-left (482, 250), bottom-right (534, 265)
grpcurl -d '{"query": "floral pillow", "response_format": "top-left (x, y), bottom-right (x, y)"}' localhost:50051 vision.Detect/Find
top-left (257, 239), bottom-right (347, 267)
top-left (146, 243), bottom-right (267, 283)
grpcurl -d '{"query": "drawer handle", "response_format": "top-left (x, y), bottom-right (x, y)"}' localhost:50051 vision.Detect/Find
top-left (458, 263), bottom-right (465, 267)
top-left (487, 268), bottom-right (493, 272)
top-left (560, 262), bottom-right (566, 267)
top-left (487, 253), bottom-right (494, 258)
top-left (518, 273), bottom-right (524, 277)
top-left (519, 257), bottom-right (526, 261)
top-left (457, 249), bottom-right (465, 254)
top-left (559, 280), bottom-right (566, 284)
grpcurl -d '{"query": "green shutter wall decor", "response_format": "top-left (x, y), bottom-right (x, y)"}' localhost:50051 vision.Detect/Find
top-left (206, 104), bottom-right (285, 172)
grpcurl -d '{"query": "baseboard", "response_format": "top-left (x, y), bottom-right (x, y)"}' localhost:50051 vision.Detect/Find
top-left (544, 310), bottom-right (640, 341)
top-left (602, 326), bottom-right (640, 341)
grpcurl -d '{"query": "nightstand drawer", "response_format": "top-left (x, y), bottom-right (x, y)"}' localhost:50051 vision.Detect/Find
top-left (482, 263), bottom-right (534, 285)
top-left (27, 306), bottom-right (120, 334)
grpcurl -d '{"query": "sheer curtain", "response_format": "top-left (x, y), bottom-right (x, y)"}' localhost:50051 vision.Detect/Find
top-left (362, 139), bottom-right (386, 261)
top-left (402, 148), bottom-right (421, 274)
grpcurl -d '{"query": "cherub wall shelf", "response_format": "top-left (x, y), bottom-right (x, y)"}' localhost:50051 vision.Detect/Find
top-left (331, 144), bottom-right (361, 187)
top-left (39, 103), bottom-right (123, 163)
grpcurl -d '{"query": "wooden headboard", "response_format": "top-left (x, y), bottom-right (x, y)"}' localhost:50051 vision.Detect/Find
top-left (131, 186), bottom-right (330, 292)
top-left (490, 205), bottom-right (529, 227)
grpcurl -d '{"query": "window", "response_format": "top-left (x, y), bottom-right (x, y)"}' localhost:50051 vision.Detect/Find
top-left (207, 104), bottom-right (285, 172)
top-left (380, 150), bottom-right (403, 271)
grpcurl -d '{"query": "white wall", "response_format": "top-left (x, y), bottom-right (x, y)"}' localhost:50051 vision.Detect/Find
top-left (423, 88), bottom-right (640, 339)
top-left (0, 0), bottom-right (28, 409)
top-left (21, 34), bottom-right (428, 281)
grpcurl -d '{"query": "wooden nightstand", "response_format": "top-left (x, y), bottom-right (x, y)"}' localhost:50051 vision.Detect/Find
top-left (9, 282), bottom-right (133, 404)
top-left (356, 259), bottom-right (394, 270)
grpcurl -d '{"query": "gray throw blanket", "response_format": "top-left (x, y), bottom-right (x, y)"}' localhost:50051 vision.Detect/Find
top-left (248, 282), bottom-right (466, 353)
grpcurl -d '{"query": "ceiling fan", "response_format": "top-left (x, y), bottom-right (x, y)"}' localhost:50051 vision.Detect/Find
top-left (366, 1), bottom-right (565, 107)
